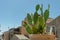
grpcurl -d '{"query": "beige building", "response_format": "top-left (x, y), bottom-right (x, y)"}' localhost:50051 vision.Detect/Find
top-left (3, 31), bottom-right (9, 40)
top-left (47, 16), bottom-right (60, 40)
top-left (3, 27), bottom-right (21, 40)
top-left (3, 16), bottom-right (60, 40)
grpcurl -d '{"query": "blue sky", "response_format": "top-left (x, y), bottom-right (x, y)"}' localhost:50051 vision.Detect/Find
top-left (0, 0), bottom-right (60, 34)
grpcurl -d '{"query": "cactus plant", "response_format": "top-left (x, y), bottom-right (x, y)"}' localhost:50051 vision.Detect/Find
top-left (23, 4), bottom-right (50, 34)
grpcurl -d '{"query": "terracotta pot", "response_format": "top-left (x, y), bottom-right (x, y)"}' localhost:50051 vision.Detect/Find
top-left (29, 34), bottom-right (55, 40)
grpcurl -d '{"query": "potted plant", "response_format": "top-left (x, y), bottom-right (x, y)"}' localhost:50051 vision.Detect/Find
top-left (23, 4), bottom-right (55, 40)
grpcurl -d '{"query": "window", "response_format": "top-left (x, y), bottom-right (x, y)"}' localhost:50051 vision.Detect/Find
top-left (46, 25), bottom-right (56, 35)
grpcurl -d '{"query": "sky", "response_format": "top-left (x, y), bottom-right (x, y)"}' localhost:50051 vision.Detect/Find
top-left (0, 0), bottom-right (60, 34)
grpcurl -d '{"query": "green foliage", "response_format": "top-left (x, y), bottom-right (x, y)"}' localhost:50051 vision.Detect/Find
top-left (33, 12), bottom-right (38, 24)
top-left (27, 13), bottom-right (32, 25)
top-left (23, 4), bottom-right (50, 34)
top-left (38, 25), bottom-right (44, 34)
top-left (23, 22), bottom-right (33, 34)
top-left (39, 16), bottom-right (44, 26)
top-left (40, 4), bottom-right (43, 16)
top-left (36, 4), bottom-right (40, 11)
top-left (44, 10), bottom-right (49, 22)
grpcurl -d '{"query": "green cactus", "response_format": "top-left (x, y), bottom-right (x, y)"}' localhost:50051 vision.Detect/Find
top-left (23, 4), bottom-right (50, 34)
